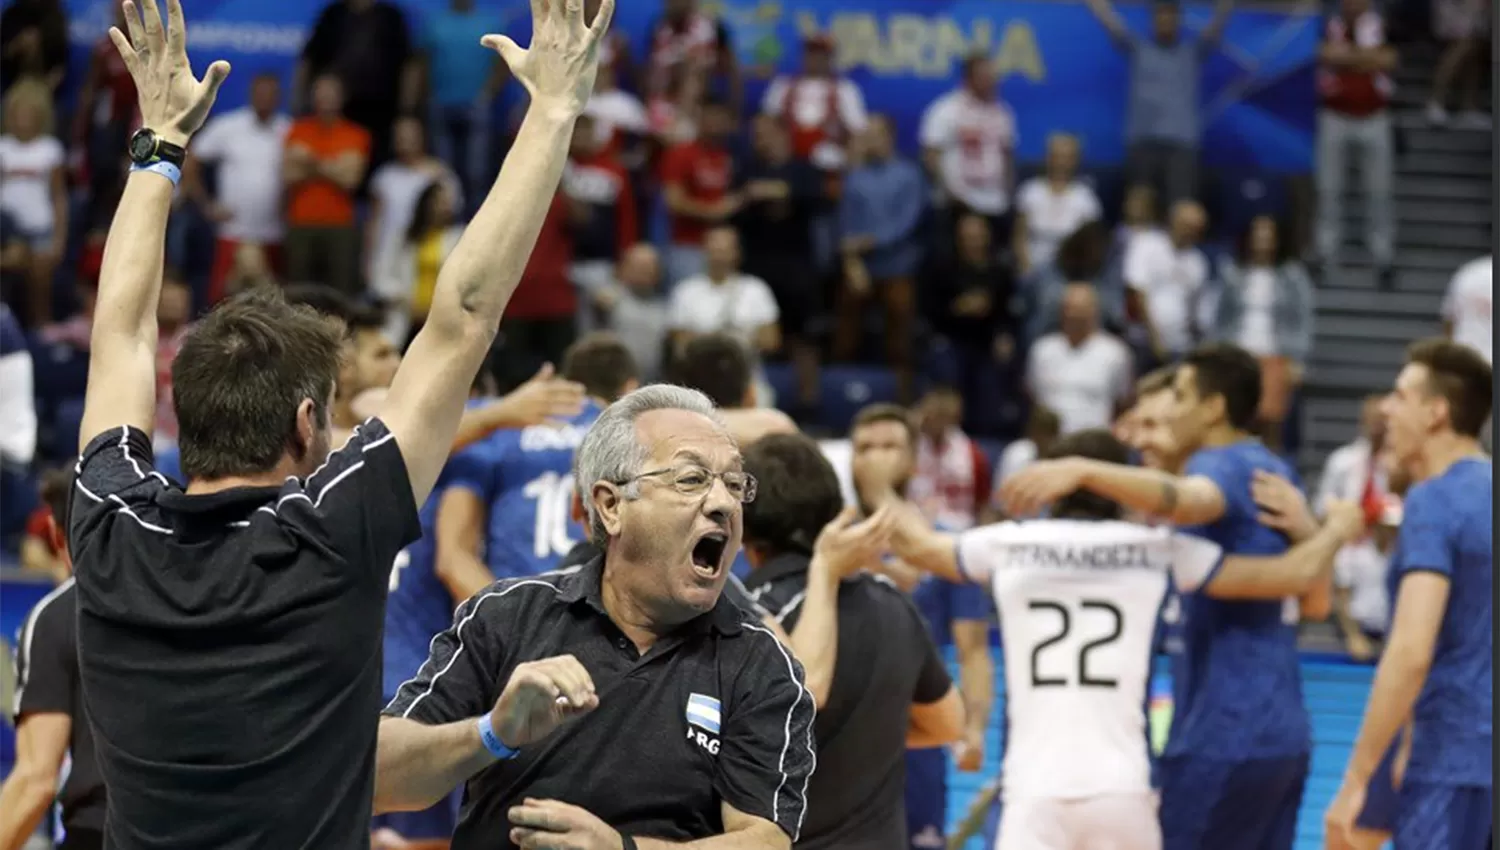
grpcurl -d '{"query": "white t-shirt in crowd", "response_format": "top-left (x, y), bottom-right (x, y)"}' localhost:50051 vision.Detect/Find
top-left (1316, 438), bottom-right (1395, 634)
top-left (956, 519), bottom-right (1222, 799)
top-left (1015, 178), bottom-right (1102, 271)
top-left (368, 160), bottom-right (461, 297)
top-left (668, 272), bottom-right (780, 340)
top-left (1442, 255), bottom-right (1493, 364)
top-left (1027, 332), bottom-right (1133, 435)
top-left (761, 75), bottom-right (869, 171)
top-left (192, 109), bottom-right (292, 243)
top-left (0, 134), bottom-right (65, 236)
top-left (918, 89), bottom-right (1017, 216)
top-left (996, 438), bottom-right (1039, 486)
top-left (1237, 266), bottom-right (1280, 357)
top-left (819, 438), bottom-right (858, 508)
top-left (1123, 229), bottom-right (1208, 356)
top-left (585, 89), bottom-right (650, 148)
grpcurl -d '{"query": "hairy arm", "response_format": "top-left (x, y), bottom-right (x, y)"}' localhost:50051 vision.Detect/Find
top-left (0, 714), bottom-right (69, 850)
top-left (379, 102), bottom-right (580, 504)
top-left (434, 488), bottom-right (496, 603)
top-left (1203, 520), bottom-right (1349, 600)
top-left (79, 170), bottom-right (173, 449)
top-left (374, 716), bottom-right (495, 813)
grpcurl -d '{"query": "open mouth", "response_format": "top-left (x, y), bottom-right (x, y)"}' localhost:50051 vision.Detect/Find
top-left (690, 531), bottom-right (728, 577)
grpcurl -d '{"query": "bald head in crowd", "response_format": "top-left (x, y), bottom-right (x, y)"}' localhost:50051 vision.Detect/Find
top-left (1169, 200), bottom-right (1207, 247)
top-left (1059, 282), bottom-right (1102, 344)
top-left (617, 243), bottom-right (661, 293)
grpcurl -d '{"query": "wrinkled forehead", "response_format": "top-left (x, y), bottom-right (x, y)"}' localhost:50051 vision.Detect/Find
top-left (635, 408), bottom-right (741, 470)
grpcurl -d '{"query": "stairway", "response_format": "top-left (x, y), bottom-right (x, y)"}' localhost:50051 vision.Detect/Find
top-left (1299, 41), bottom-right (1493, 486)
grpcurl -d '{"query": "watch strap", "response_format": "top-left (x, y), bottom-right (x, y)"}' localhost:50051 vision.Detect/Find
top-left (148, 138), bottom-right (187, 168)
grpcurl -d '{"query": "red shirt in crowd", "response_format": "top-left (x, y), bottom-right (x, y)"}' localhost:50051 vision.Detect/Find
top-left (505, 193), bottom-right (576, 320)
top-left (660, 140), bottom-right (733, 247)
top-left (1318, 12), bottom-right (1391, 118)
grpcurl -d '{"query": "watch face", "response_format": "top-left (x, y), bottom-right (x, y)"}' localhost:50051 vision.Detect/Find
top-left (129, 130), bottom-right (156, 162)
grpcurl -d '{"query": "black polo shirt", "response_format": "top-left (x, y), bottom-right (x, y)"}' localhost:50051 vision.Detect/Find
top-left (384, 557), bottom-right (817, 849)
top-left (744, 553), bottom-right (952, 850)
top-left (67, 421), bottom-right (420, 850)
top-left (12, 579), bottom-right (106, 835)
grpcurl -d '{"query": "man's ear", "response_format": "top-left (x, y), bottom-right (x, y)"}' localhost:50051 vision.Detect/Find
top-left (292, 398), bottom-right (318, 461)
top-left (591, 481), bottom-right (625, 538)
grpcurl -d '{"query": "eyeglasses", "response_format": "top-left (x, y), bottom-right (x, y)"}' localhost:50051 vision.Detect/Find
top-left (622, 464), bottom-right (757, 504)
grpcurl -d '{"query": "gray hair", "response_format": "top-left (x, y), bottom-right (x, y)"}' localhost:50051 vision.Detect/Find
top-left (574, 384), bottom-right (726, 544)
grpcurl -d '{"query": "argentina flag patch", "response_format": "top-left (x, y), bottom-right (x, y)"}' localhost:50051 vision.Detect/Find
top-left (685, 693), bottom-right (721, 734)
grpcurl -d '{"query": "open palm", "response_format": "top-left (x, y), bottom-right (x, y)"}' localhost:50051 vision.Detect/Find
top-left (482, 0), bottom-right (616, 115)
top-left (108, 0), bottom-right (230, 145)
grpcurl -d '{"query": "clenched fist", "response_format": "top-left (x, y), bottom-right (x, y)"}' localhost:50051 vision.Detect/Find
top-left (490, 655), bottom-right (599, 750)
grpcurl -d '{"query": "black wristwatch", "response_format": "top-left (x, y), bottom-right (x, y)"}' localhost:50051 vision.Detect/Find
top-left (128, 128), bottom-right (186, 168)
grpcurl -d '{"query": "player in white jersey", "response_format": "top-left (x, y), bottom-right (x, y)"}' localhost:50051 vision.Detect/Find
top-left (875, 429), bottom-right (1364, 850)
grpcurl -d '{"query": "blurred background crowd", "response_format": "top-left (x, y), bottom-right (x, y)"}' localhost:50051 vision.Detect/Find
top-left (0, 0), bottom-right (1490, 844)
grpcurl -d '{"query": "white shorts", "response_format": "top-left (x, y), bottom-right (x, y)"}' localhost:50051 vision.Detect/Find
top-left (996, 792), bottom-right (1161, 850)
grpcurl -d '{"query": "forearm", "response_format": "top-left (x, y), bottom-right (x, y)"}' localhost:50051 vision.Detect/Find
top-left (0, 768), bottom-right (56, 850)
top-left (427, 104), bottom-right (576, 330)
top-left (1346, 645), bottom-right (1428, 782)
top-left (786, 557), bottom-right (841, 707)
top-left (1207, 524), bottom-right (1345, 600)
top-left (374, 716), bottom-right (495, 813)
top-left (95, 171), bottom-right (172, 338)
top-left (437, 552), bottom-right (494, 604)
top-left (956, 633), bottom-right (994, 738)
top-left (891, 527), bottom-right (963, 584)
top-left (1075, 461), bottom-right (1218, 525)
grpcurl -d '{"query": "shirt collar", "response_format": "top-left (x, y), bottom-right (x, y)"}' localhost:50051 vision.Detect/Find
top-left (558, 553), bottom-right (743, 636)
top-left (742, 551), bottom-right (811, 591)
top-left (157, 484), bottom-right (281, 517)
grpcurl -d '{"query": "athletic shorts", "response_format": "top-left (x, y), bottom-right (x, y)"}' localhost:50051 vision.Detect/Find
top-left (905, 747), bottom-right (948, 850)
top-left (1356, 737), bottom-right (1404, 832)
top-left (997, 792), bottom-right (1160, 850)
top-left (1394, 781), bottom-right (1492, 850)
top-left (372, 791), bottom-right (461, 842)
top-left (1157, 753), bottom-right (1308, 850)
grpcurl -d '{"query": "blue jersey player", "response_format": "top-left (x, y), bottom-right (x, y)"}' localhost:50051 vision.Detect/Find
top-left (1325, 339), bottom-right (1493, 850)
top-left (435, 335), bottom-right (641, 590)
top-left (1001, 344), bottom-right (1366, 850)
top-left (843, 403), bottom-right (995, 850)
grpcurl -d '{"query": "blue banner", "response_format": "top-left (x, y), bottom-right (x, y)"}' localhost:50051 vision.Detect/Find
top-left (58, 0), bottom-right (1318, 171)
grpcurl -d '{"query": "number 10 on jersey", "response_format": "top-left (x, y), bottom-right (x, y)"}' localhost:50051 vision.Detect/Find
top-left (524, 472), bottom-right (577, 560)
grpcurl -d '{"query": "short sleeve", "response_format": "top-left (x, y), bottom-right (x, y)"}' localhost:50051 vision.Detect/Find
top-left (745, 280), bottom-right (780, 326)
top-left (719, 625), bottom-right (816, 841)
top-left (41, 137), bottom-right (64, 170)
top-left (667, 286), bottom-right (696, 330)
top-left (1169, 531), bottom-right (1224, 593)
top-left (917, 99), bottom-right (952, 149)
top-left (955, 521), bottom-right (1022, 584)
top-left (911, 619), bottom-right (953, 705)
top-left (1183, 451), bottom-right (1241, 518)
top-left (1122, 234), bottom-right (1153, 289)
top-left (441, 441), bottom-right (495, 499)
top-left (383, 585), bottom-right (507, 722)
top-left (69, 426), bottom-right (171, 557)
top-left (13, 587), bottom-right (74, 721)
top-left (284, 121), bottom-right (310, 150)
top-left (1078, 187), bottom-right (1102, 222)
top-left (1393, 486), bottom-right (1455, 579)
top-left (272, 418), bottom-right (421, 586)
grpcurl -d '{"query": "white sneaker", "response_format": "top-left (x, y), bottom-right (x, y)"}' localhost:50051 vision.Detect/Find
top-left (1455, 110), bottom-right (1490, 130)
top-left (1426, 102), bottom-right (1450, 125)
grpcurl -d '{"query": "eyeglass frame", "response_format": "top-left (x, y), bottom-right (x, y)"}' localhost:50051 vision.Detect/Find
top-left (616, 464), bottom-right (758, 504)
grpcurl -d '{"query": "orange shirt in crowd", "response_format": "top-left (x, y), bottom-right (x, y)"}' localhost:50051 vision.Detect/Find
top-left (660, 140), bottom-right (732, 246)
top-left (284, 118), bottom-right (371, 227)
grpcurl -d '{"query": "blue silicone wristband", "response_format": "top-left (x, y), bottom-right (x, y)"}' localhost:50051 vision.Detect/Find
top-left (129, 160), bottom-right (182, 188)
top-left (476, 713), bottom-right (518, 760)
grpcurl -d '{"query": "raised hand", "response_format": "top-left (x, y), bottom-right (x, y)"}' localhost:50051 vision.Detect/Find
top-left (482, 0), bottom-right (617, 115)
top-left (1250, 469), bottom-right (1319, 542)
top-left (490, 655), bottom-right (598, 750)
top-left (107, 0), bottom-right (230, 145)
top-left (491, 362), bottom-right (587, 427)
top-left (813, 505), bottom-right (895, 579)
